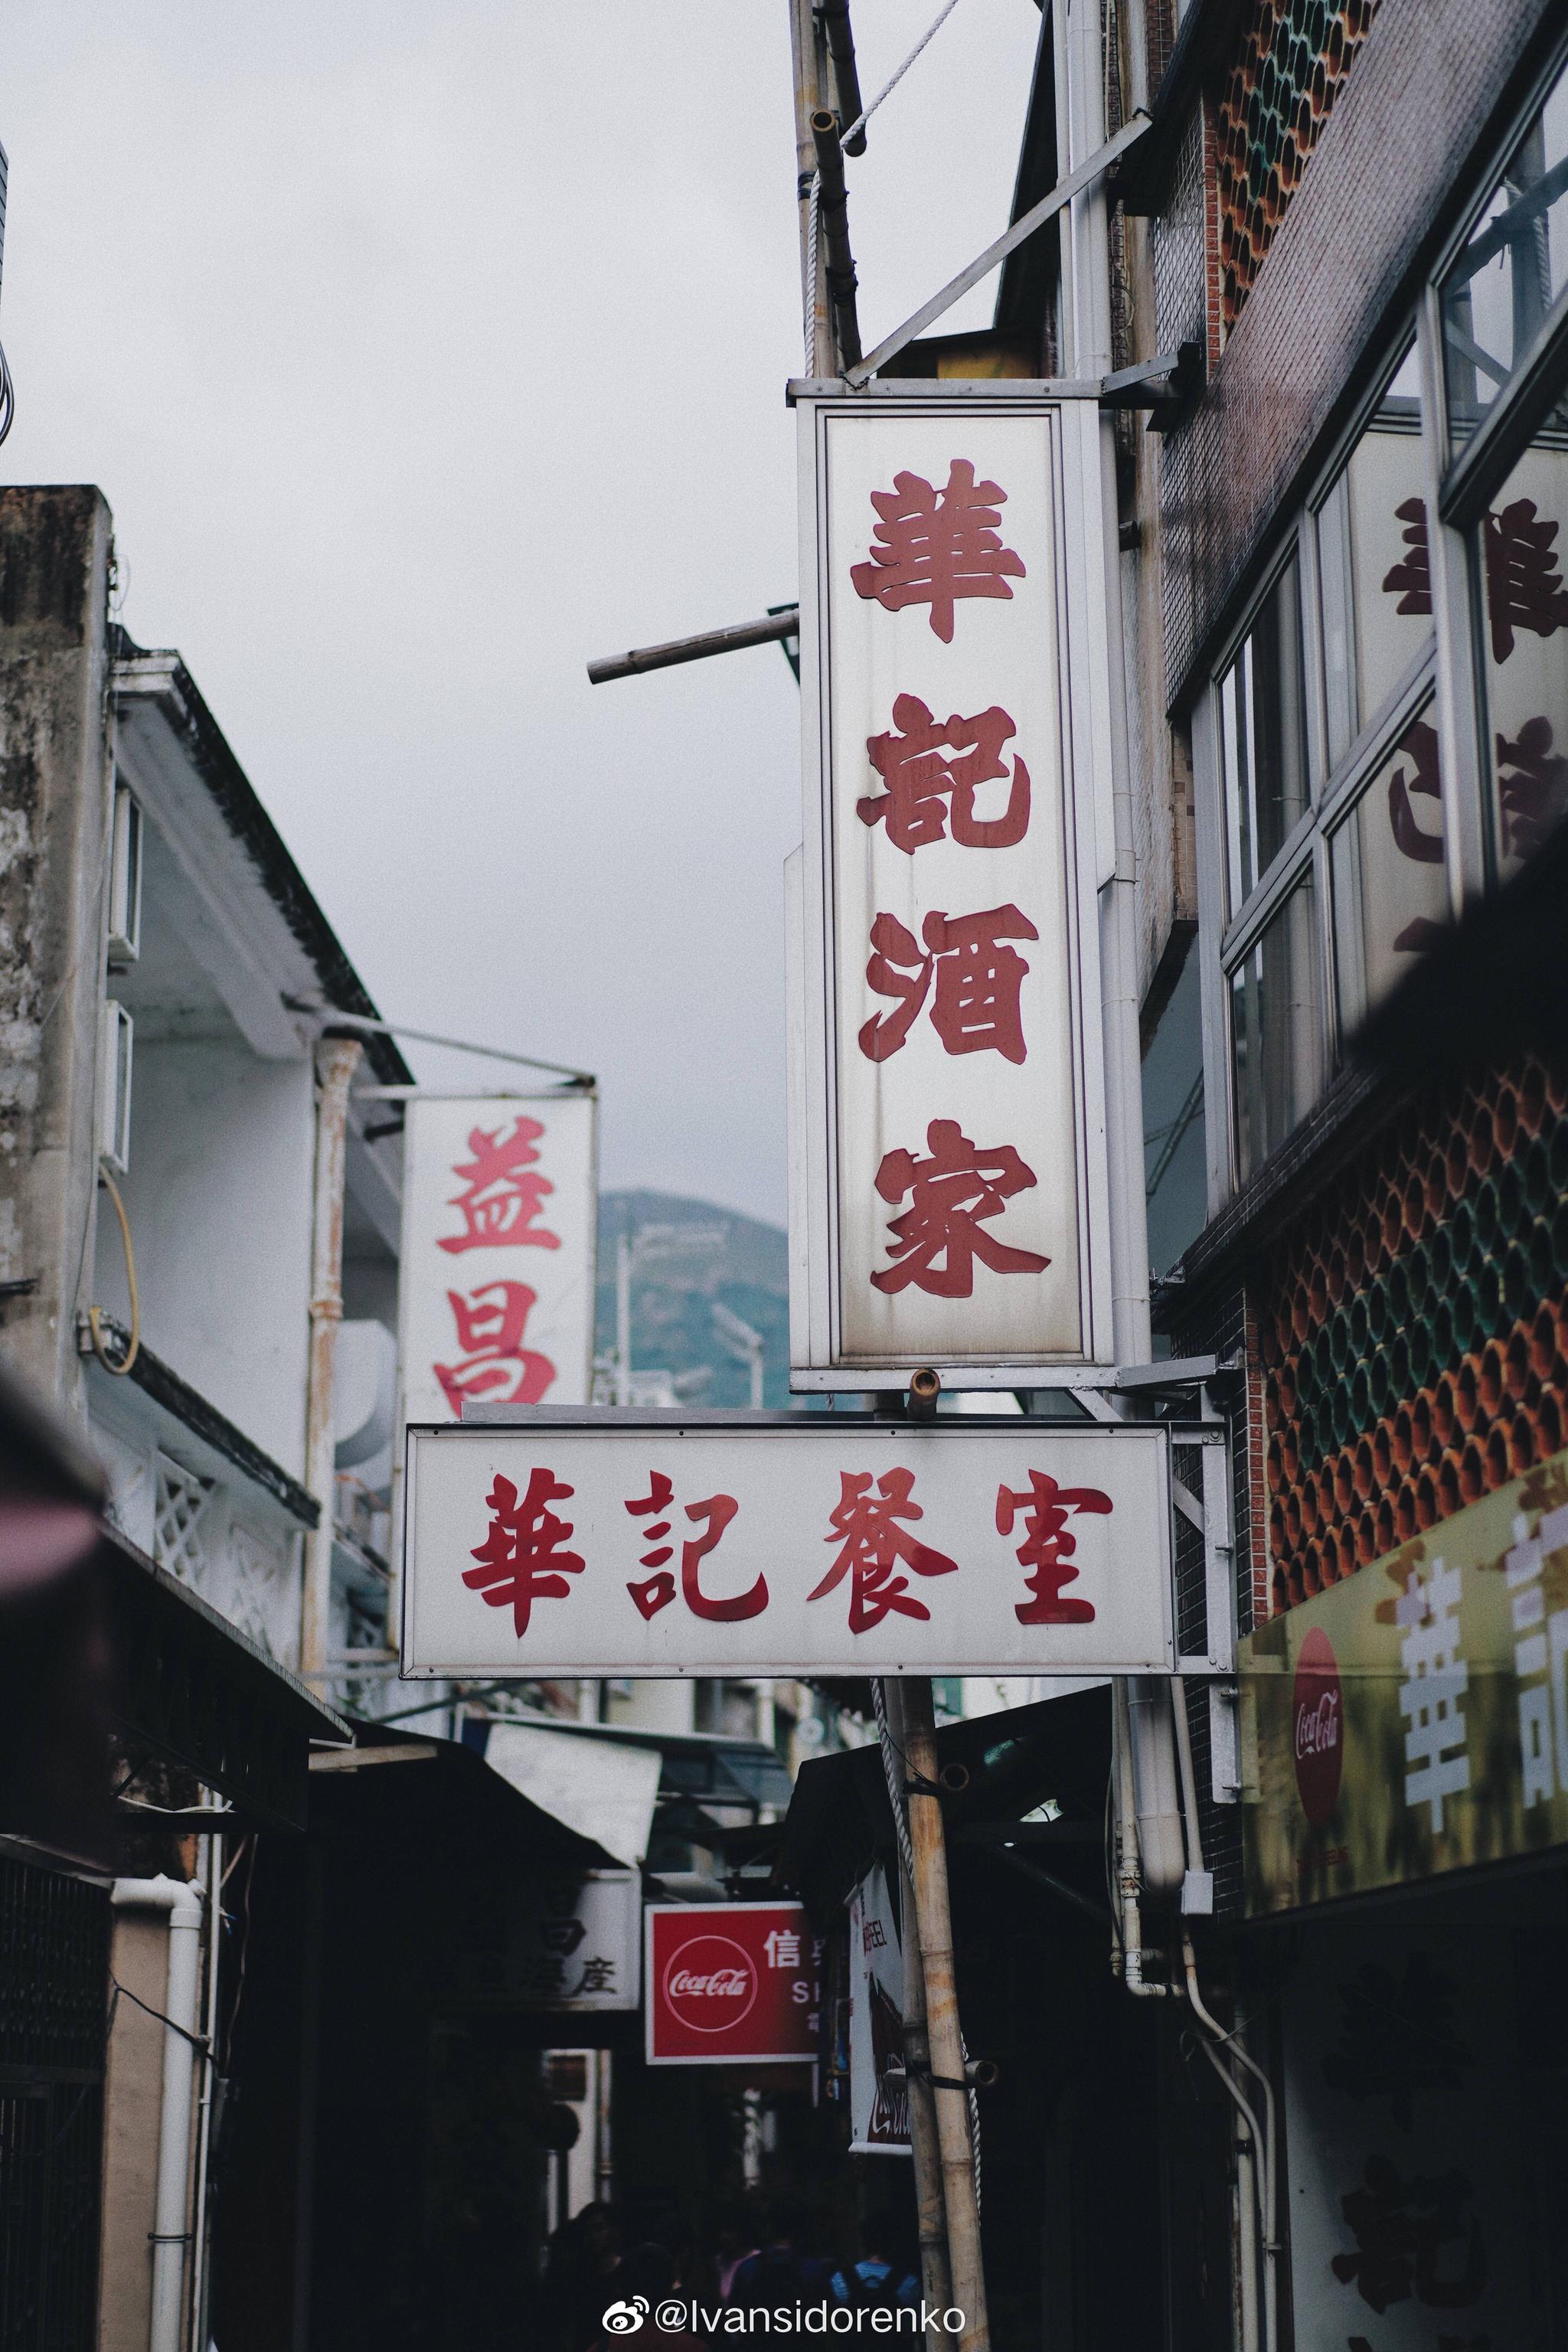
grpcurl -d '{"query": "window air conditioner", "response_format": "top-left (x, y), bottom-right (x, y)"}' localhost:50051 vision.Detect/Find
top-left (106, 781), bottom-right (142, 965)
top-left (98, 999), bottom-right (132, 1174)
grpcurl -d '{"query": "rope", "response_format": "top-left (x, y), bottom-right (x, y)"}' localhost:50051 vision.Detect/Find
top-left (803, 0), bottom-right (968, 372)
top-left (87, 1163), bottom-right (139, 1375)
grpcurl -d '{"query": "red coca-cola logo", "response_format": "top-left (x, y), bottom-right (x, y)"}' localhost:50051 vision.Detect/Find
top-left (1292, 1626), bottom-right (1344, 1828)
top-left (662, 1934), bottom-right (757, 2034)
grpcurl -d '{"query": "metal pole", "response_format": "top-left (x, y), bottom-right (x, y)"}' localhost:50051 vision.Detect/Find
top-left (902, 1676), bottom-right (988, 2350)
top-left (788, 0), bottom-right (835, 374)
top-left (615, 1230), bottom-right (632, 1406)
top-left (301, 1035), bottom-right (362, 1681)
top-left (880, 1678), bottom-right (953, 2345)
top-left (810, 110), bottom-right (863, 368)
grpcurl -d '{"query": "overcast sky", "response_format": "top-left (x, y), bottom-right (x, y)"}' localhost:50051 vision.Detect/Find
top-left (2, 1), bottom-right (1040, 1223)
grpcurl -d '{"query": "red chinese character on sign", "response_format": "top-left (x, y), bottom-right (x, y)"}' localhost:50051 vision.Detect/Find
top-left (810, 1467), bottom-right (957, 1635)
top-left (433, 1281), bottom-right (557, 1413)
top-left (872, 1119), bottom-right (1050, 1298)
top-left (1381, 496), bottom-right (1432, 616)
top-left (859, 903), bottom-right (1039, 1065)
top-left (1496, 714), bottom-right (1568, 859)
top-left (624, 1474), bottom-right (766, 1623)
top-left (1483, 495), bottom-right (1568, 662)
top-left (465, 1468), bottom-right (583, 1637)
top-left (997, 1472), bottom-right (1112, 1625)
top-left (850, 461), bottom-right (1027, 643)
top-left (858, 695), bottom-right (1031, 853)
top-left (438, 1116), bottom-right (560, 1254)
top-left (1332, 2154), bottom-right (1486, 2314)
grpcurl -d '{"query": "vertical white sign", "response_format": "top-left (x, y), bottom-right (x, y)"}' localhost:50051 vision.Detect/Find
top-left (398, 1093), bottom-right (597, 1427)
top-left (848, 1863), bottom-right (910, 2155)
top-left (792, 397), bottom-right (1116, 1383)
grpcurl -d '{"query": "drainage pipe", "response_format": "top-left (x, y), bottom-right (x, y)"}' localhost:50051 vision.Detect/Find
top-left (301, 1034), bottom-right (363, 1680)
top-left (1183, 1934), bottom-right (1278, 2352)
top-left (1112, 1679), bottom-right (1167, 1995)
top-left (111, 1876), bottom-right (207, 2352)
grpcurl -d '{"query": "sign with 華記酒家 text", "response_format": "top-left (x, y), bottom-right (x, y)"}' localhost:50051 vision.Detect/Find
top-left (397, 1093), bottom-right (596, 1430)
top-left (791, 399), bottom-right (1116, 1383)
top-left (401, 1416), bottom-right (1172, 1676)
top-left (645, 1902), bottom-right (820, 2066)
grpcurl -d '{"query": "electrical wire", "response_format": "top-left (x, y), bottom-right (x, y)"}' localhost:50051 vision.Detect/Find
top-left (87, 1163), bottom-right (139, 1375)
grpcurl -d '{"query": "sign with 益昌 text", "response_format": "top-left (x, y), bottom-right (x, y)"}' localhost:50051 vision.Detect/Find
top-left (401, 1414), bottom-right (1173, 1677)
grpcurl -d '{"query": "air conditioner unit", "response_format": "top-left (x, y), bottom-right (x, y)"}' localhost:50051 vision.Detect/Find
top-left (98, 999), bottom-right (133, 1174)
top-left (106, 781), bottom-right (142, 965)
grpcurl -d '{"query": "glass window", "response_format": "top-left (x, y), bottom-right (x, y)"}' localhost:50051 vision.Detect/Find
top-left (1142, 947), bottom-right (1206, 1277)
top-left (1230, 874), bottom-right (1322, 1184)
top-left (1329, 700), bottom-right (1448, 1031)
top-left (1442, 54), bottom-right (1568, 449)
top-left (1218, 554), bottom-right (1312, 913)
top-left (1472, 423), bottom-right (1568, 878)
top-left (1318, 343), bottom-right (1431, 769)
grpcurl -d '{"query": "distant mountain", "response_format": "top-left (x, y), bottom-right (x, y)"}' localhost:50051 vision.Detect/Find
top-left (596, 1191), bottom-right (790, 1410)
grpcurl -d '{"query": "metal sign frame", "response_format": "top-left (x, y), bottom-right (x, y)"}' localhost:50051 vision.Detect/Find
top-left (789, 390), bottom-right (1119, 1390)
top-left (400, 1406), bottom-right (1180, 1680)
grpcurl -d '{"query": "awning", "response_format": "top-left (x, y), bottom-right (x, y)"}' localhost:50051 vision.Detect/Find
top-left (775, 1687), bottom-right (1113, 1922)
top-left (483, 1722), bottom-right (662, 1867)
top-left (309, 1723), bottom-right (625, 1870)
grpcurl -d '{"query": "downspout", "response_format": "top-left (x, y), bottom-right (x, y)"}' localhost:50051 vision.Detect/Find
top-left (1112, 1679), bottom-right (1167, 1995)
top-left (301, 1035), bottom-right (363, 1681)
top-left (1183, 1936), bottom-right (1279, 2352)
top-left (112, 1876), bottom-right (207, 2352)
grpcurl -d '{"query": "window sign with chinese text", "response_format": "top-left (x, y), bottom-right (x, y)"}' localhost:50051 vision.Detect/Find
top-left (441, 1868), bottom-right (640, 2013)
top-left (397, 1093), bottom-right (597, 1433)
top-left (402, 1415), bottom-right (1173, 1677)
top-left (792, 398), bottom-right (1116, 1385)
top-left (848, 1862), bottom-right (910, 2156)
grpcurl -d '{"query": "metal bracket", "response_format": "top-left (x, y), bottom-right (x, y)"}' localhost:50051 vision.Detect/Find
top-left (1098, 340), bottom-right (1204, 431)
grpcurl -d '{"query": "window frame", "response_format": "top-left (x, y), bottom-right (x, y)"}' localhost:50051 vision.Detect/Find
top-left (1194, 25), bottom-right (1568, 1212)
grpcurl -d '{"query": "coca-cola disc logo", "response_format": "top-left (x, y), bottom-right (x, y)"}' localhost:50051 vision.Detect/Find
top-left (1292, 1626), bottom-right (1344, 1828)
top-left (662, 1934), bottom-right (758, 2034)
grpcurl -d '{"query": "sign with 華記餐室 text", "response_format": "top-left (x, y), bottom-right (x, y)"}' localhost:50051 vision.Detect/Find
top-left (1241, 1440), bottom-right (1568, 1914)
top-left (397, 1093), bottom-right (597, 1430)
top-left (401, 1415), bottom-right (1172, 1677)
top-left (645, 1902), bottom-right (820, 2066)
top-left (791, 397), bottom-right (1116, 1386)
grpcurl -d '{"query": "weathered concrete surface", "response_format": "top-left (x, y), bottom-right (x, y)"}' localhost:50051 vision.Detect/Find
top-left (0, 486), bottom-right (115, 1413)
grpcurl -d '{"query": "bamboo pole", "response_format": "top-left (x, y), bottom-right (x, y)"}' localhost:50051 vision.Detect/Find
top-left (810, 110), bottom-right (863, 368)
top-left (902, 1676), bottom-right (989, 2350)
top-left (879, 1678), bottom-right (952, 2347)
top-left (787, 0), bottom-right (835, 375)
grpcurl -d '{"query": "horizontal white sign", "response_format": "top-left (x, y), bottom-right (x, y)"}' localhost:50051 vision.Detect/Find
top-left (402, 1414), bottom-right (1172, 1676)
top-left (791, 397), bottom-right (1116, 1384)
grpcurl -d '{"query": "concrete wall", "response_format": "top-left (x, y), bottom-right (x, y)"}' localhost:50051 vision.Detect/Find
top-left (98, 1909), bottom-right (173, 2352)
top-left (0, 486), bottom-right (115, 1413)
top-left (91, 1037), bottom-right (315, 1478)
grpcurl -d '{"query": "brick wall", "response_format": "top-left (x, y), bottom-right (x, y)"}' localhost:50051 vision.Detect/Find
top-left (1156, 0), bottom-right (1560, 706)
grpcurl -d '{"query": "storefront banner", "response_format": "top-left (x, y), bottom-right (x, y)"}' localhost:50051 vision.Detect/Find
top-left (397, 1092), bottom-right (597, 1429)
top-left (645, 1903), bottom-right (821, 2067)
top-left (439, 1867), bottom-right (640, 2011)
top-left (1241, 1442), bottom-right (1568, 1913)
top-left (791, 397), bottom-right (1116, 1384)
top-left (848, 1863), bottom-right (909, 2155)
top-left (402, 1416), bottom-right (1173, 1677)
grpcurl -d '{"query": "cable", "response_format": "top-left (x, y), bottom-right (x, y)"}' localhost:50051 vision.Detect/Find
top-left (87, 1164), bottom-right (139, 1375)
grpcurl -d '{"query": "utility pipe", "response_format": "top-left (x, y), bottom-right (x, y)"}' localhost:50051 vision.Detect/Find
top-left (1183, 1935), bottom-right (1279, 2352)
top-left (1112, 1678), bottom-right (1168, 1995)
top-left (818, 0), bottom-right (867, 152)
top-left (877, 1678), bottom-right (953, 2345)
top-left (301, 1035), bottom-right (362, 1681)
top-left (903, 1677), bottom-right (989, 2350)
top-left (1127, 1677), bottom-right (1186, 1894)
top-left (809, 110), bottom-right (864, 368)
top-left (112, 1877), bottom-right (207, 2352)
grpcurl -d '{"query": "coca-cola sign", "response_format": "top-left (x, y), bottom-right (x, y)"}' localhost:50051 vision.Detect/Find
top-left (662, 1937), bottom-right (758, 2034)
top-left (645, 1903), bottom-right (820, 2066)
top-left (1292, 1625), bottom-right (1344, 1828)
